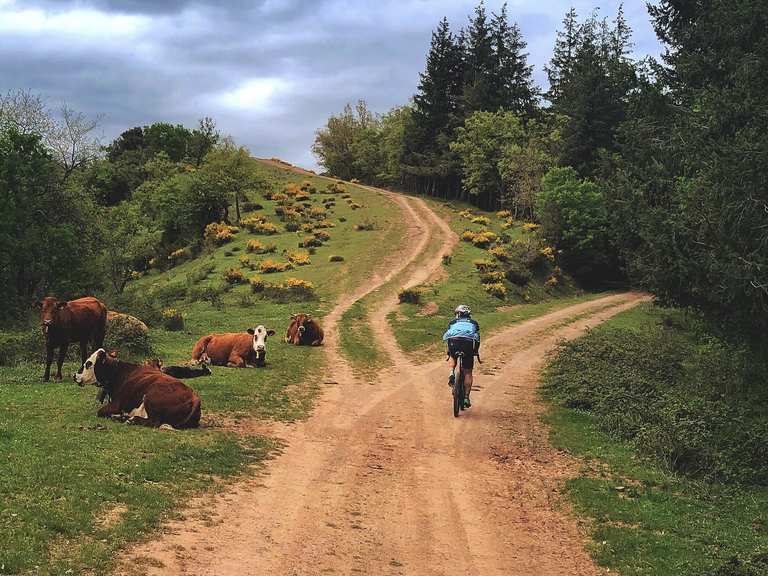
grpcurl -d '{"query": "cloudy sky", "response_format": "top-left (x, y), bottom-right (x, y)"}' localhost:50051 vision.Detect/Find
top-left (1, 0), bottom-right (664, 169)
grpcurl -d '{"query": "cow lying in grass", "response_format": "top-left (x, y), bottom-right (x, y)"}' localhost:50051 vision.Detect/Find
top-left (75, 349), bottom-right (201, 429)
top-left (191, 326), bottom-right (276, 367)
top-left (144, 358), bottom-right (212, 379)
top-left (285, 313), bottom-right (324, 346)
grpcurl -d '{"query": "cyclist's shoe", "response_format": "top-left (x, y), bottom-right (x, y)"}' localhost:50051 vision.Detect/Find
top-left (463, 397), bottom-right (471, 409)
top-left (448, 372), bottom-right (455, 387)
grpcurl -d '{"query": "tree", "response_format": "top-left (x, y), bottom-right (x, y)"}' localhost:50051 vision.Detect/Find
top-left (197, 141), bottom-right (262, 222)
top-left (313, 101), bottom-right (378, 180)
top-left (463, 1), bottom-right (496, 113)
top-left (537, 167), bottom-right (612, 279)
top-left (100, 203), bottom-right (159, 293)
top-left (491, 4), bottom-right (537, 115)
top-left (189, 116), bottom-right (220, 167)
top-left (544, 8), bottom-right (581, 105)
top-left (47, 103), bottom-right (102, 182)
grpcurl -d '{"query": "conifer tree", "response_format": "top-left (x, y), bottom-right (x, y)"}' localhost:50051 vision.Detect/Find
top-left (545, 7), bottom-right (581, 105)
top-left (491, 4), bottom-right (536, 116)
top-left (463, 1), bottom-right (496, 113)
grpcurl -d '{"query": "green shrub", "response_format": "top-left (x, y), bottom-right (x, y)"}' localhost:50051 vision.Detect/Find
top-left (329, 255), bottom-right (344, 262)
top-left (504, 261), bottom-right (533, 285)
top-left (483, 282), bottom-right (507, 298)
top-left (187, 285), bottom-right (224, 309)
top-left (105, 314), bottom-right (153, 356)
top-left (398, 288), bottom-right (422, 304)
top-left (223, 268), bottom-right (247, 284)
top-left (161, 308), bottom-right (184, 331)
top-left (0, 330), bottom-right (46, 365)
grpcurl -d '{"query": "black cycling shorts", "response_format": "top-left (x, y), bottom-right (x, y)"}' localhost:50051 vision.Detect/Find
top-left (447, 337), bottom-right (475, 371)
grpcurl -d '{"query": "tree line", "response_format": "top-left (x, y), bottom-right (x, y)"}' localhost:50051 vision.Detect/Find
top-left (0, 92), bottom-right (264, 322)
top-left (313, 0), bottom-right (768, 338)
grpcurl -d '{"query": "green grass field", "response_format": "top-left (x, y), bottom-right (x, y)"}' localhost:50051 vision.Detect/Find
top-left (0, 161), bottom-right (406, 575)
top-left (542, 304), bottom-right (768, 576)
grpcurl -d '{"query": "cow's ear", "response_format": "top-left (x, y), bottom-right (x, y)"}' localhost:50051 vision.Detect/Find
top-left (266, 329), bottom-right (276, 336)
top-left (247, 328), bottom-right (255, 335)
top-left (55, 301), bottom-right (68, 309)
top-left (291, 314), bottom-right (297, 319)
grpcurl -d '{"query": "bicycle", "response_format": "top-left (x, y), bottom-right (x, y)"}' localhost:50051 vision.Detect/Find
top-left (450, 350), bottom-right (480, 418)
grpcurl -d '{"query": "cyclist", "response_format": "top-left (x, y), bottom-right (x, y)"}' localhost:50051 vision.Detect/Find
top-left (442, 304), bottom-right (480, 409)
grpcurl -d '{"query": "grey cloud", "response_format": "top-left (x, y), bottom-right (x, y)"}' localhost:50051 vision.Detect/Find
top-left (1, 0), bottom-right (663, 170)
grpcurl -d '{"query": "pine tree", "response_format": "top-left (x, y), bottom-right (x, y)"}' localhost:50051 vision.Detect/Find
top-left (491, 4), bottom-right (537, 115)
top-left (463, 1), bottom-right (496, 113)
top-left (545, 7), bottom-right (580, 105)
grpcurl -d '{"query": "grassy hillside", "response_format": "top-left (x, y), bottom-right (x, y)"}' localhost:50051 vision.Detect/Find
top-left (542, 303), bottom-right (768, 576)
top-left (0, 160), bottom-right (405, 575)
top-left (386, 199), bottom-right (602, 358)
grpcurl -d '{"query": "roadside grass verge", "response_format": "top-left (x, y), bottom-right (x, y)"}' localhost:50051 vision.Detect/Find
top-left (541, 303), bottom-right (768, 576)
top-left (338, 300), bottom-right (389, 379)
top-left (0, 163), bottom-right (404, 575)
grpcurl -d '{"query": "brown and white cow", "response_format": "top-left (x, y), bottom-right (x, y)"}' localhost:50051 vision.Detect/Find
top-left (75, 349), bottom-right (201, 429)
top-left (191, 326), bottom-right (276, 368)
top-left (35, 296), bottom-right (107, 382)
top-left (285, 313), bottom-right (324, 346)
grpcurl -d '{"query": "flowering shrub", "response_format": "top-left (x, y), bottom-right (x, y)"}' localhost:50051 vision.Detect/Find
top-left (161, 308), bottom-right (185, 331)
top-left (471, 230), bottom-right (498, 248)
top-left (130, 270), bottom-right (143, 280)
top-left (480, 271), bottom-right (506, 284)
top-left (286, 250), bottom-right (312, 266)
top-left (223, 267), bottom-right (247, 284)
top-left (295, 192), bottom-right (311, 202)
top-left (461, 230), bottom-right (477, 243)
top-left (483, 282), bottom-right (507, 298)
top-left (300, 235), bottom-right (322, 248)
top-left (541, 246), bottom-right (556, 261)
top-left (167, 248), bottom-right (188, 264)
top-left (246, 239), bottom-right (277, 254)
top-left (473, 259), bottom-right (498, 273)
top-left (250, 221), bottom-right (279, 235)
top-left (488, 246), bottom-right (510, 261)
top-left (315, 219), bottom-right (335, 229)
top-left (545, 275), bottom-right (559, 287)
top-left (284, 183), bottom-right (301, 196)
top-left (258, 259), bottom-right (293, 273)
top-left (471, 216), bottom-right (490, 225)
top-left (204, 222), bottom-right (239, 246)
top-left (502, 218), bottom-right (515, 230)
top-left (314, 230), bottom-right (331, 241)
top-left (249, 275), bottom-right (265, 292)
top-left (496, 210), bottom-right (512, 219)
top-left (240, 215), bottom-right (267, 232)
top-left (309, 205), bottom-right (326, 219)
top-left (458, 209), bottom-right (473, 220)
top-left (239, 255), bottom-right (254, 269)
top-left (522, 222), bottom-right (540, 232)
top-left (300, 180), bottom-right (316, 193)
top-left (349, 203), bottom-right (363, 210)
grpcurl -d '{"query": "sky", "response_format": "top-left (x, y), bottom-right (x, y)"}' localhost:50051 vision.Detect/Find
top-left (0, 0), bottom-right (664, 170)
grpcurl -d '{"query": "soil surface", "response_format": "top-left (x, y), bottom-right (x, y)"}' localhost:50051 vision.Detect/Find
top-left (118, 189), bottom-right (648, 576)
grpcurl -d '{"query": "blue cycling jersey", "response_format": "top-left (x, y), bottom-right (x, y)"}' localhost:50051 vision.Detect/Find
top-left (442, 318), bottom-right (480, 342)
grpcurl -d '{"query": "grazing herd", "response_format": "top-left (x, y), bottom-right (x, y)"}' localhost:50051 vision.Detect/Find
top-left (37, 295), bottom-right (325, 429)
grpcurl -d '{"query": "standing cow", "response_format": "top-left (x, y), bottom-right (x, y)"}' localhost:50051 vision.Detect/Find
top-left (75, 349), bottom-right (201, 429)
top-left (35, 296), bottom-right (107, 382)
top-left (191, 326), bottom-right (276, 367)
top-left (285, 313), bottom-right (324, 346)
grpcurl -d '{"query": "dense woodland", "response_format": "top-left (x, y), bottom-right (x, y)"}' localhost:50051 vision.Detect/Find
top-left (313, 0), bottom-right (768, 338)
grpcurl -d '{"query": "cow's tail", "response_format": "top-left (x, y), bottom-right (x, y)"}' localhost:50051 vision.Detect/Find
top-left (178, 394), bottom-right (202, 429)
top-left (191, 335), bottom-right (213, 363)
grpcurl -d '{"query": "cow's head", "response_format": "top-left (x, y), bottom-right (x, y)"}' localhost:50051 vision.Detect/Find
top-left (247, 325), bottom-right (276, 367)
top-left (292, 314), bottom-right (314, 344)
top-left (35, 296), bottom-right (67, 336)
top-left (75, 348), bottom-right (110, 387)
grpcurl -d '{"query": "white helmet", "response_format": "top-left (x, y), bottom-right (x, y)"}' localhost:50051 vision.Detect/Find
top-left (454, 304), bottom-right (471, 317)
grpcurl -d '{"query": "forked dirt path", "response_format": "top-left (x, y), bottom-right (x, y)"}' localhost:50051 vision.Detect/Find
top-left (119, 187), bottom-right (648, 576)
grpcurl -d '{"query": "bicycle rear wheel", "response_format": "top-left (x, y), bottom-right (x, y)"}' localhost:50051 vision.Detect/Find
top-left (452, 355), bottom-right (463, 418)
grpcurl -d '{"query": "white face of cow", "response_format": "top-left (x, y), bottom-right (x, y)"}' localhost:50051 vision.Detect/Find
top-left (247, 325), bottom-right (276, 366)
top-left (75, 348), bottom-right (104, 386)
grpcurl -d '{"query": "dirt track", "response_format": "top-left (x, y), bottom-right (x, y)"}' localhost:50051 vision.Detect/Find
top-left (120, 190), bottom-right (648, 576)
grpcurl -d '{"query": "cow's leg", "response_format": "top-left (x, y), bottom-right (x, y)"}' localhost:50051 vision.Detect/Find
top-left (227, 355), bottom-right (246, 368)
top-left (43, 343), bottom-right (54, 382)
top-left (54, 345), bottom-right (67, 382)
top-left (79, 339), bottom-right (88, 367)
top-left (97, 401), bottom-right (122, 418)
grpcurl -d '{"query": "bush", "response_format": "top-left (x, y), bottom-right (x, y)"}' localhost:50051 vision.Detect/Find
top-left (167, 248), bottom-right (188, 265)
top-left (286, 250), bottom-right (311, 266)
top-left (260, 278), bottom-right (317, 302)
top-left (442, 254), bottom-right (452, 265)
top-left (471, 230), bottom-right (498, 248)
top-left (349, 203), bottom-right (363, 210)
top-left (504, 261), bottom-right (533, 285)
top-left (300, 235), bottom-right (322, 248)
top-left (240, 214), bottom-right (267, 231)
top-left (496, 210), bottom-right (512, 219)
top-left (471, 216), bottom-right (490, 225)
top-left (314, 230), bottom-right (331, 241)
top-left (488, 246), bottom-right (510, 261)
top-left (105, 313), bottom-right (153, 356)
top-left (204, 222), bottom-right (238, 246)
top-left (186, 285), bottom-right (224, 309)
top-left (250, 221), bottom-right (279, 235)
top-left (185, 262), bottom-right (216, 285)
top-left (223, 267), bottom-right (247, 284)
top-left (483, 282), bottom-right (507, 298)
top-left (329, 255), bottom-right (344, 262)
top-left (246, 240), bottom-right (276, 254)
top-left (480, 271), bottom-right (506, 284)
top-left (461, 230), bottom-right (477, 243)
top-left (542, 305), bottom-right (768, 484)
top-left (161, 308), bottom-right (185, 331)
top-left (309, 205), bottom-right (326, 219)
top-left (249, 275), bottom-right (265, 293)
top-left (315, 219), bottom-right (335, 229)
top-left (0, 330), bottom-right (46, 365)
top-left (398, 288), bottom-right (422, 304)
top-left (354, 220), bottom-right (375, 231)
top-left (473, 259), bottom-right (498, 273)
top-left (285, 222), bottom-right (300, 232)
top-left (239, 255), bottom-right (254, 269)
top-left (258, 259), bottom-right (293, 273)
top-left (240, 201), bottom-right (263, 212)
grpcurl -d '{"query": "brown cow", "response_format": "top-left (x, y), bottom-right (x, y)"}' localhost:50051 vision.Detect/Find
top-left (75, 349), bottom-right (201, 429)
top-left (285, 313), bottom-right (324, 346)
top-left (35, 296), bottom-right (107, 382)
top-left (191, 325), bottom-right (276, 368)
